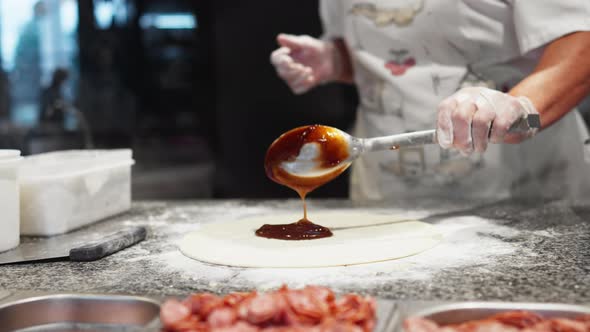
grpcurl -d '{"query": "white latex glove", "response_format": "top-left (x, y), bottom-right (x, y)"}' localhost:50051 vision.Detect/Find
top-left (436, 87), bottom-right (539, 155)
top-left (270, 34), bottom-right (340, 94)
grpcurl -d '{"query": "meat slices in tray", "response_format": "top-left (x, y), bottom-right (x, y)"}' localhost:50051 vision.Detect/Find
top-left (160, 285), bottom-right (376, 331)
top-left (404, 310), bottom-right (590, 332)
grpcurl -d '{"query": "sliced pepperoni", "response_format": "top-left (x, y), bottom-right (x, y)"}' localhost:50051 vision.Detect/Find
top-left (286, 290), bottom-right (328, 322)
top-left (278, 292), bottom-right (315, 326)
top-left (240, 293), bottom-right (282, 325)
top-left (261, 325), bottom-right (309, 332)
top-left (486, 311), bottom-right (544, 329)
top-left (160, 299), bottom-right (192, 329)
top-left (459, 321), bottom-right (519, 332)
top-left (208, 307), bottom-right (238, 328)
top-left (211, 321), bottom-right (260, 332)
top-left (334, 295), bottom-right (375, 324)
top-left (223, 292), bottom-right (254, 307)
top-left (186, 293), bottom-right (223, 318)
top-left (162, 286), bottom-right (377, 331)
top-left (171, 317), bottom-right (207, 332)
top-left (407, 312), bottom-right (590, 332)
top-left (316, 320), bottom-right (364, 332)
top-left (523, 319), bottom-right (588, 332)
top-left (303, 285), bottom-right (335, 303)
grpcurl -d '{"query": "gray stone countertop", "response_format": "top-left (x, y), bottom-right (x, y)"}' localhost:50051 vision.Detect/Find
top-left (0, 198), bottom-right (588, 303)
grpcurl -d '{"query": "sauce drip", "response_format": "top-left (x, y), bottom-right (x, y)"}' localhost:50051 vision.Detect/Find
top-left (258, 125), bottom-right (350, 241)
top-left (255, 219), bottom-right (332, 240)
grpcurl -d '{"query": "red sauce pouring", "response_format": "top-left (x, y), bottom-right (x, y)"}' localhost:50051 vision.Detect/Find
top-left (257, 125), bottom-right (351, 240)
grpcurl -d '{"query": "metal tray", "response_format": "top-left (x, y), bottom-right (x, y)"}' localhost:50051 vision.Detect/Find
top-left (0, 293), bottom-right (160, 332)
top-left (0, 291), bottom-right (397, 332)
top-left (2, 291), bottom-right (589, 332)
top-left (147, 297), bottom-right (398, 332)
top-left (395, 301), bottom-right (590, 331)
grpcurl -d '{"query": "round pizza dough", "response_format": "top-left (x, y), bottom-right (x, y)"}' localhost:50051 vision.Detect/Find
top-left (180, 211), bottom-right (442, 268)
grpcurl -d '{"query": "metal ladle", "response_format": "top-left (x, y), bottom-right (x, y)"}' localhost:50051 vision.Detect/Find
top-left (279, 114), bottom-right (540, 178)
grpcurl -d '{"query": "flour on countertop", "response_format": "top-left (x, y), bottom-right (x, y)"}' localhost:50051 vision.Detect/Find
top-left (3, 200), bottom-right (585, 303)
top-left (124, 210), bottom-right (532, 293)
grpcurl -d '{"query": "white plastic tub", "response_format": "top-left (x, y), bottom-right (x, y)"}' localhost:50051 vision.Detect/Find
top-left (19, 149), bottom-right (134, 236)
top-left (0, 156), bottom-right (22, 252)
top-left (0, 150), bottom-right (21, 160)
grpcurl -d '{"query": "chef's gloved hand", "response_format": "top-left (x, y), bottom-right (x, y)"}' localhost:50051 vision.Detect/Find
top-left (270, 34), bottom-right (341, 94)
top-left (436, 87), bottom-right (539, 155)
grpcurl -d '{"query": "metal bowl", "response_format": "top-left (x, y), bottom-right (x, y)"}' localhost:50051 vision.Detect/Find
top-left (0, 294), bottom-right (160, 332)
top-left (411, 302), bottom-right (590, 326)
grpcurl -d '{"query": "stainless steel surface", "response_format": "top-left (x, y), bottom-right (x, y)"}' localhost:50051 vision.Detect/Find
top-left (381, 301), bottom-right (402, 332)
top-left (359, 130), bottom-right (437, 153)
top-left (0, 294), bottom-right (160, 332)
top-left (0, 226), bottom-right (145, 265)
top-left (1, 290), bottom-right (588, 332)
top-left (401, 302), bottom-right (590, 327)
top-left (375, 300), bottom-right (397, 332)
top-left (0, 291), bottom-right (396, 332)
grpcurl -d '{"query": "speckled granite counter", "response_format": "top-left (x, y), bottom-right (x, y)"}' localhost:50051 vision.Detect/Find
top-left (0, 199), bottom-right (588, 303)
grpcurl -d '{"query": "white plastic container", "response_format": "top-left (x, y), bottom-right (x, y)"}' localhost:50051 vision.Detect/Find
top-left (0, 150), bottom-right (21, 160)
top-left (0, 155), bottom-right (22, 252)
top-left (19, 149), bottom-right (134, 236)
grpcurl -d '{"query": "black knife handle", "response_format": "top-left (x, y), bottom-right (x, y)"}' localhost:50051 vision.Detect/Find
top-left (69, 226), bottom-right (147, 262)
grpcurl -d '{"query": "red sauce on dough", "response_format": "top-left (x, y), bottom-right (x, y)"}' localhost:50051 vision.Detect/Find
top-left (257, 125), bottom-right (350, 240)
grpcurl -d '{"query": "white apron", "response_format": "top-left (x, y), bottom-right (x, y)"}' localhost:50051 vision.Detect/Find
top-left (320, 0), bottom-right (590, 201)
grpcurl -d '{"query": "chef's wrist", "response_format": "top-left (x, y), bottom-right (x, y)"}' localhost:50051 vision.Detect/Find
top-left (327, 39), bottom-right (354, 84)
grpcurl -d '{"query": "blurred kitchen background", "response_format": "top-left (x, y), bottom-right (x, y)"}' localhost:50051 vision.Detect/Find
top-left (0, 0), bottom-right (587, 200)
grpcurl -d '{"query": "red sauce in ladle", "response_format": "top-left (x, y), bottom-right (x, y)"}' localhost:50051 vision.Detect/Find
top-left (257, 125), bottom-right (350, 240)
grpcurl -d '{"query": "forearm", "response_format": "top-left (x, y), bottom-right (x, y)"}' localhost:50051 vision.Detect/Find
top-left (331, 38), bottom-right (355, 84)
top-left (509, 32), bottom-right (590, 128)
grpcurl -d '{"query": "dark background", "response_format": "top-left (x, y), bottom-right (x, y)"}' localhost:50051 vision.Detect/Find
top-left (0, 0), bottom-right (588, 200)
top-left (0, 0), bottom-right (358, 199)
top-left (209, 0), bottom-right (357, 198)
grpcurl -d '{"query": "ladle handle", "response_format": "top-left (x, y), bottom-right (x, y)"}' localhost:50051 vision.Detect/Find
top-left (363, 130), bottom-right (436, 152)
top-left (362, 114), bottom-right (540, 152)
